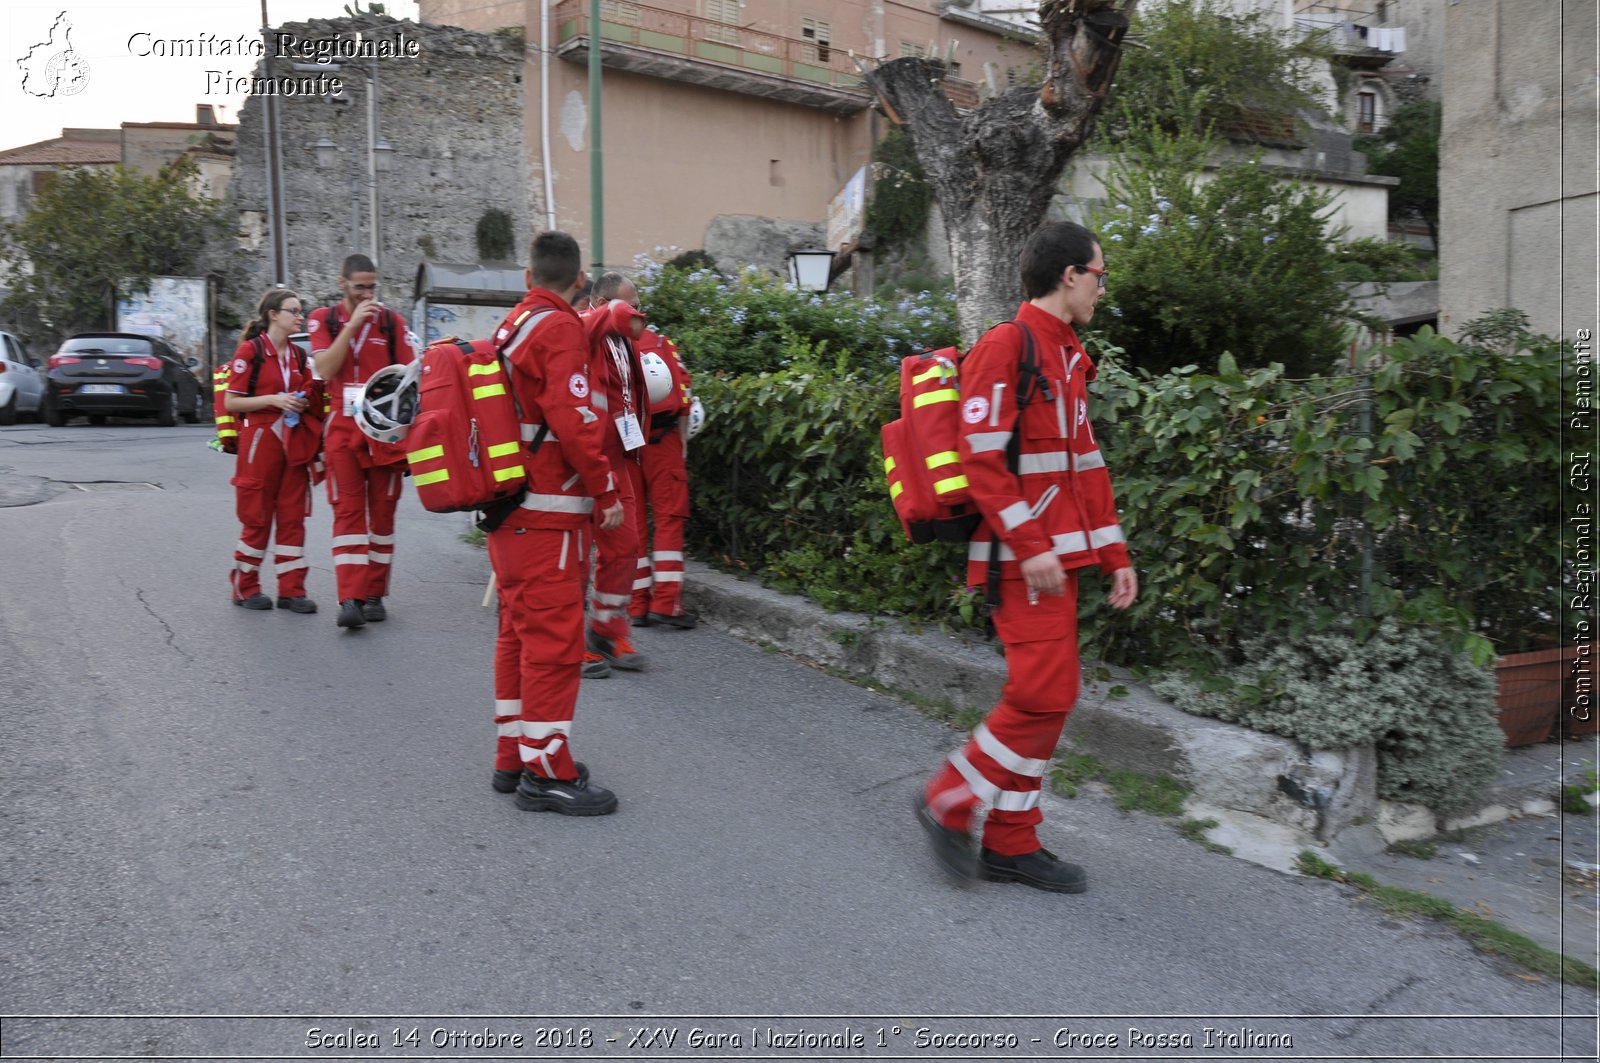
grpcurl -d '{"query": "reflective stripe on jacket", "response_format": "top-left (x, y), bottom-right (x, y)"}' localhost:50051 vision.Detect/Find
top-left (960, 301), bottom-right (1130, 585)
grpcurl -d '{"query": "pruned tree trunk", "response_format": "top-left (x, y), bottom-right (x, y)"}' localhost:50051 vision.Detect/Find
top-left (862, 0), bottom-right (1135, 345)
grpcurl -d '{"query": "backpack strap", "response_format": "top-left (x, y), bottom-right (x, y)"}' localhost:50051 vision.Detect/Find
top-left (246, 335), bottom-right (267, 396)
top-left (984, 319), bottom-right (1051, 625)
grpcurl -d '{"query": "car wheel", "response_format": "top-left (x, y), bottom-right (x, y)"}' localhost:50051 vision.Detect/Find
top-left (157, 389), bottom-right (178, 428)
top-left (0, 394), bottom-right (15, 427)
top-left (44, 397), bottom-right (65, 427)
top-left (183, 388), bottom-right (202, 424)
top-left (88, 414), bottom-right (107, 426)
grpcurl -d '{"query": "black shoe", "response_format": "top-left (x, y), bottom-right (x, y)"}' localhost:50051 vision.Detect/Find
top-left (514, 771), bottom-right (617, 816)
top-left (234, 593), bottom-right (272, 611)
top-left (629, 613), bottom-right (655, 628)
top-left (493, 761), bottom-right (587, 794)
top-left (275, 596), bottom-right (317, 614)
top-left (978, 846), bottom-right (1088, 894)
top-left (647, 610), bottom-right (699, 629)
top-left (336, 599), bottom-right (367, 629)
top-left (914, 794), bottom-right (978, 882)
top-left (361, 596), bottom-right (387, 622)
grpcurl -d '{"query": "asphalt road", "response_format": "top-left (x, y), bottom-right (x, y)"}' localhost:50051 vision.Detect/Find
top-left (1, 421), bottom-right (1596, 1063)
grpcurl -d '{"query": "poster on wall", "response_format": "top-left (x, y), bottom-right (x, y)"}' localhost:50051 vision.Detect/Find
top-left (116, 276), bottom-right (209, 368)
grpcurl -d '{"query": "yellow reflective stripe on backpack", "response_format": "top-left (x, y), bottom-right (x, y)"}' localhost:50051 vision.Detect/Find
top-left (472, 383), bottom-right (507, 400)
top-left (413, 468), bottom-right (450, 486)
top-left (884, 455), bottom-right (896, 474)
top-left (889, 481), bottom-right (904, 500)
top-left (911, 365), bottom-right (951, 386)
top-left (406, 445), bottom-right (445, 464)
top-left (492, 465), bottom-right (523, 482)
top-left (912, 388), bottom-right (959, 409)
top-left (467, 363), bottom-right (502, 377)
top-left (925, 450), bottom-right (960, 470)
top-left (933, 474), bottom-right (969, 495)
top-left (486, 441), bottom-right (521, 459)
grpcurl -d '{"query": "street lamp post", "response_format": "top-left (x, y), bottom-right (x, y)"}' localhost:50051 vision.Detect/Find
top-left (787, 248), bottom-right (837, 292)
top-left (297, 59), bottom-right (390, 265)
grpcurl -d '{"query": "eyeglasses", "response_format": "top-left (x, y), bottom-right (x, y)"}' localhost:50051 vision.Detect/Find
top-left (1074, 264), bottom-right (1108, 289)
top-left (349, 283), bottom-right (379, 292)
top-left (276, 306), bottom-right (306, 317)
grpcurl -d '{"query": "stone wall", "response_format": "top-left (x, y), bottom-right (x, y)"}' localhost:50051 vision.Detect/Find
top-left (221, 14), bottom-right (529, 321)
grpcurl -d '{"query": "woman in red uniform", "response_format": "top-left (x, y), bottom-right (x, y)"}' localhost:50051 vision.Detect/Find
top-left (224, 288), bottom-right (320, 613)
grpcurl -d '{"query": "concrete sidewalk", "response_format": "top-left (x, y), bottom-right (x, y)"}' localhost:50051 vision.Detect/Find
top-left (682, 560), bottom-right (1600, 967)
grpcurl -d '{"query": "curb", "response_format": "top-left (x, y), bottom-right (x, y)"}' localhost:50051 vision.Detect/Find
top-left (682, 561), bottom-right (1558, 865)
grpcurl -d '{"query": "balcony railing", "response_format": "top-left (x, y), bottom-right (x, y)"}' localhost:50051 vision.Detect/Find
top-left (554, 0), bottom-right (871, 113)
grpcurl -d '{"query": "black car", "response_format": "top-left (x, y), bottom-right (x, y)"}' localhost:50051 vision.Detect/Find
top-left (44, 333), bottom-right (207, 427)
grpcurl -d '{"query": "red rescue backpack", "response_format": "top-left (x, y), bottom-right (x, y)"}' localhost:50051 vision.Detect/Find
top-left (880, 321), bottom-right (1044, 544)
top-left (402, 307), bottom-right (561, 522)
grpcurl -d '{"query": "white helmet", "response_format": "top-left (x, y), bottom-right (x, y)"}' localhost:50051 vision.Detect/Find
top-left (354, 362), bottom-right (421, 445)
top-left (687, 396), bottom-right (706, 440)
top-left (640, 352), bottom-right (673, 406)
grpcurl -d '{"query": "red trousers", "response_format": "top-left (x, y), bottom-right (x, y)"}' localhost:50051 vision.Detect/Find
top-left (628, 434), bottom-right (690, 618)
top-left (230, 420), bottom-right (311, 599)
top-left (588, 449), bottom-right (639, 642)
top-left (924, 570), bottom-right (1081, 856)
top-left (489, 522), bottom-right (587, 781)
top-left (324, 444), bottom-right (404, 601)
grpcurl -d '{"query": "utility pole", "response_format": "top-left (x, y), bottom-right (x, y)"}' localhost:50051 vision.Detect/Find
top-left (261, 0), bottom-right (288, 284)
top-left (588, 0), bottom-right (604, 271)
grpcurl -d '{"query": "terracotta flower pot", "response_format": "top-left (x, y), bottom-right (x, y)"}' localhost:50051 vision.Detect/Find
top-left (1494, 647), bottom-right (1563, 746)
top-left (1494, 643), bottom-right (1595, 745)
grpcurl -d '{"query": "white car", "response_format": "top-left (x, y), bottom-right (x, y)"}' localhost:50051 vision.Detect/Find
top-left (0, 331), bottom-right (45, 425)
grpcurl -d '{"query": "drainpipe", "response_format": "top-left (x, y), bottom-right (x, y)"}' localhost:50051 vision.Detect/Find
top-left (588, 0), bottom-right (604, 270)
top-left (541, 0), bottom-right (556, 230)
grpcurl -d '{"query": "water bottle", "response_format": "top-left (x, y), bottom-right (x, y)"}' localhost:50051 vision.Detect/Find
top-left (283, 390), bottom-right (305, 428)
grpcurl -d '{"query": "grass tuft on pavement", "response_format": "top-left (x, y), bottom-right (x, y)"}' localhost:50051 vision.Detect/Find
top-left (1295, 849), bottom-right (1600, 991)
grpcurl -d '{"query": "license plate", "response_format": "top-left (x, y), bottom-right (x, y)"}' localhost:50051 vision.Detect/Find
top-left (79, 384), bottom-right (125, 395)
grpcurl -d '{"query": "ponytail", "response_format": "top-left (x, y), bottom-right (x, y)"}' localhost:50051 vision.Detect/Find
top-left (240, 287), bottom-right (300, 347)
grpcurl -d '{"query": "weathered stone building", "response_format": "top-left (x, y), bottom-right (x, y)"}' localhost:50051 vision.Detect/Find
top-left (1439, 0), bottom-right (1597, 341)
top-left (224, 14), bottom-right (528, 320)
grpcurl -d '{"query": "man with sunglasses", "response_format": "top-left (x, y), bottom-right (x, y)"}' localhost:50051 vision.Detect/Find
top-left (308, 253), bottom-right (421, 630)
top-left (915, 221), bottom-right (1137, 894)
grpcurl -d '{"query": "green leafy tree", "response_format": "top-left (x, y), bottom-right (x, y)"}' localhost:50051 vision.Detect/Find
top-left (1102, 0), bottom-right (1331, 142)
top-left (0, 158), bottom-right (223, 344)
top-left (1092, 125), bottom-right (1353, 376)
top-left (1356, 98), bottom-right (1440, 250)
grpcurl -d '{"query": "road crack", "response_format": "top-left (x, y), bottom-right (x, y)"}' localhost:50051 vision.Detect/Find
top-left (134, 588), bottom-right (194, 665)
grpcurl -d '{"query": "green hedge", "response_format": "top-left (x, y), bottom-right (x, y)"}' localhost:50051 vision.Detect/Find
top-left (651, 258), bottom-right (1563, 668)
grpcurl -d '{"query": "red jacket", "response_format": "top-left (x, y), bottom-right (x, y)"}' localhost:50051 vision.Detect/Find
top-left (581, 300), bottom-right (649, 461)
top-left (496, 290), bottom-right (618, 529)
top-left (959, 301), bottom-right (1130, 586)
top-left (306, 302), bottom-right (416, 453)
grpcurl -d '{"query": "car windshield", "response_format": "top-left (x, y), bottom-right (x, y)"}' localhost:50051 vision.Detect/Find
top-left (61, 337), bottom-right (154, 356)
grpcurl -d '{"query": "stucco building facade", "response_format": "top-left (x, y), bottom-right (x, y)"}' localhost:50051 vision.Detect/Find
top-left (1438, 0), bottom-right (1597, 341)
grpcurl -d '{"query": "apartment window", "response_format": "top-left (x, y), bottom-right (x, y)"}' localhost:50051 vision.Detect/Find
top-left (1356, 90), bottom-right (1377, 133)
top-left (899, 41), bottom-right (927, 58)
top-left (703, 0), bottom-right (739, 45)
top-left (601, 0), bottom-right (641, 24)
top-left (801, 17), bottom-right (831, 65)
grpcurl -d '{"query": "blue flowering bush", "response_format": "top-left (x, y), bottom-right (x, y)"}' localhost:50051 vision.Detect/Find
top-left (636, 258), bottom-right (959, 377)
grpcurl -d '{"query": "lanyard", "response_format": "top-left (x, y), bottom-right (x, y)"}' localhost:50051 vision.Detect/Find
top-left (606, 336), bottom-right (634, 416)
top-left (336, 305), bottom-right (377, 383)
top-left (261, 335), bottom-right (293, 393)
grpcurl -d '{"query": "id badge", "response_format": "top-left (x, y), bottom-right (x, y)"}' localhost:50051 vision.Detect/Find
top-left (616, 413), bottom-right (646, 451)
top-left (343, 385), bottom-right (362, 417)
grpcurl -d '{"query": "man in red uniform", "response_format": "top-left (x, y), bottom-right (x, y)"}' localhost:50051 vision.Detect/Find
top-left (579, 273), bottom-right (650, 675)
top-left (489, 231), bottom-right (624, 816)
top-left (308, 253), bottom-right (420, 630)
top-left (916, 221), bottom-right (1138, 893)
top-left (628, 326), bottom-right (695, 627)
